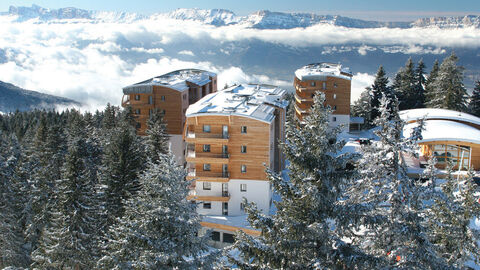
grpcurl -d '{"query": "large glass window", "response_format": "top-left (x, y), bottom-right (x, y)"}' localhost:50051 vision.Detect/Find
top-left (432, 144), bottom-right (470, 169)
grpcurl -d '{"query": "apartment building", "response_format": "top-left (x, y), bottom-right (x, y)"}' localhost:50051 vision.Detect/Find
top-left (294, 62), bottom-right (352, 131)
top-left (121, 69), bottom-right (217, 164)
top-left (184, 84), bottom-right (288, 244)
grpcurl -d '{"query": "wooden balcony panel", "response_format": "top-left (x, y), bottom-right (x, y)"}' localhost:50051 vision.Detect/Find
top-left (186, 170), bottom-right (230, 182)
top-left (185, 132), bottom-right (229, 143)
top-left (186, 195), bottom-right (230, 202)
top-left (294, 104), bottom-right (309, 115)
top-left (294, 94), bottom-right (313, 103)
top-left (186, 151), bottom-right (229, 164)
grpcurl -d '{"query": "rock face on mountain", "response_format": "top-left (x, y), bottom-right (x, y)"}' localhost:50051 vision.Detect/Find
top-left (2, 5), bottom-right (479, 29)
top-left (0, 81), bottom-right (79, 113)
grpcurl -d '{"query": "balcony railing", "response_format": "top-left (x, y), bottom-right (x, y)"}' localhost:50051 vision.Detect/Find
top-left (294, 103), bottom-right (309, 114)
top-left (187, 150), bottom-right (230, 159)
top-left (294, 94), bottom-right (313, 103)
top-left (186, 132), bottom-right (229, 139)
top-left (187, 169), bottom-right (230, 179)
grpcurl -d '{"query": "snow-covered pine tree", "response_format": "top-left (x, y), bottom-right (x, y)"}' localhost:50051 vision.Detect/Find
top-left (370, 66), bottom-right (395, 122)
top-left (343, 96), bottom-right (449, 269)
top-left (414, 59), bottom-right (427, 108)
top-left (24, 118), bottom-right (66, 255)
top-left (97, 120), bottom-right (144, 230)
top-left (31, 115), bottom-right (101, 269)
top-left (145, 109), bottom-right (170, 161)
top-left (425, 60), bottom-right (440, 107)
top-left (393, 58), bottom-right (417, 110)
top-left (425, 53), bottom-right (468, 111)
top-left (230, 93), bottom-right (371, 269)
top-left (351, 86), bottom-right (373, 128)
top-left (98, 153), bottom-right (216, 269)
top-left (427, 165), bottom-right (480, 268)
top-left (0, 133), bottom-right (28, 268)
top-left (469, 80), bottom-right (480, 117)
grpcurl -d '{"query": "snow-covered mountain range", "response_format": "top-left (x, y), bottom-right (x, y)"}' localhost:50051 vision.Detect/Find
top-left (2, 5), bottom-right (480, 29)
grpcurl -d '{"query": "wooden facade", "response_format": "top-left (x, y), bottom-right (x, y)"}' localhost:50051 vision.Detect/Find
top-left (121, 70), bottom-right (217, 136)
top-left (294, 75), bottom-right (351, 121)
top-left (419, 141), bottom-right (480, 170)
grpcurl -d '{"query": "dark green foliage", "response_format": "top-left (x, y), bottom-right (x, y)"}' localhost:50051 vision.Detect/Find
top-left (145, 109), bottom-right (170, 162)
top-left (394, 58), bottom-right (426, 110)
top-left (469, 80), bottom-right (480, 117)
top-left (370, 66), bottom-right (395, 121)
top-left (231, 93), bottom-right (371, 269)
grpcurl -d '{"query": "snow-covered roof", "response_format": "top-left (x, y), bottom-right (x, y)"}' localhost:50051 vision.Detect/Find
top-left (399, 108), bottom-right (480, 127)
top-left (123, 69), bottom-right (216, 94)
top-left (403, 120), bottom-right (480, 145)
top-left (294, 62), bottom-right (352, 81)
top-left (186, 84), bottom-right (289, 123)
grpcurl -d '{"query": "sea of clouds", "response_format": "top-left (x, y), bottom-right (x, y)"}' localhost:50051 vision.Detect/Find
top-left (1, 14), bottom-right (479, 111)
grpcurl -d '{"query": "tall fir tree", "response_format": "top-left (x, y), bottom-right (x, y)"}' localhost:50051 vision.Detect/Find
top-left (31, 116), bottom-right (101, 269)
top-left (97, 120), bottom-right (144, 231)
top-left (393, 58), bottom-right (417, 110)
top-left (469, 80), bottom-right (480, 117)
top-left (145, 109), bottom-right (170, 162)
top-left (414, 58), bottom-right (427, 108)
top-left (343, 96), bottom-right (449, 269)
top-left (98, 154), bottom-right (216, 269)
top-left (427, 165), bottom-right (480, 268)
top-left (425, 60), bottom-right (440, 106)
top-left (370, 66), bottom-right (395, 122)
top-left (230, 93), bottom-right (371, 269)
top-left (425, 53), bottom-right (468, 111)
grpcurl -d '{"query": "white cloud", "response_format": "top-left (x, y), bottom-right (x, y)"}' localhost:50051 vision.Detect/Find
top-left (178, 50), bottom-right (195, 56)
top-left (0, 16), bottom-right (479, 112)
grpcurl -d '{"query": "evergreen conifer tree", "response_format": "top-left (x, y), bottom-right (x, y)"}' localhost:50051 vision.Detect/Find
top-left (469, 80), bottom-right (480, 117)
top-left (427, 166), bottom-right (480, 268)
top-left (31, 116), bottom-right (101, 269)
top-left (393, 58), bottom-right (417, 110)
top-left (414, 59), bottom-right (427, 108)
top-left (98, 154), bottom-right (215, 269)
top-left (370, 66), bottom-right (395, 122)
top-left (351, 87), bottom-right (372, 128)
top-left (145, 109), bottom-right (170, 162)
top-left (230, 93), bottom-right (370, 269)
top-left (343, 96), bottom-right (449, 269)
top-left (425, 53), bottom-right (468, 111)
top-left (425, 60), bottom-right (440, 106)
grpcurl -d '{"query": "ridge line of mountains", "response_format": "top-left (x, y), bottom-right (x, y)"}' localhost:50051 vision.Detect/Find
top-left (2, 5), bottom-right (480, 29)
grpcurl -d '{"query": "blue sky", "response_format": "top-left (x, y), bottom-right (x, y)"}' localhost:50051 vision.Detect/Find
top-left (0, 0), bottom-right (479, 20)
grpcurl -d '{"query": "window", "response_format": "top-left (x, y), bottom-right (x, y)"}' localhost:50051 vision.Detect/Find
top-left (333, 94), bottom-right (337, 99)
top-left (135, 95), bottom-right (140, 100)
top-left (241, 145), bottom-right (247, 153)
top-left (240, 184), bottom-right (247, 192)
top-left (322, 82), bottom-right (326, 90)
top-left (241, 165), bottom-right (247, 173)
top-left (334, 82), bottom-right (338, 88)
top-left (332, 117), bottom-right (337, 122)
top-left (223, 233), bottom-right (235, 243)
top-left (240, 203), bottom-right (245, 211)
top-left (203, 144), bottom-right (211, 152)
top-left (203, 182), bottom-right (211, 190)
top-left (241, 126), bottom-right (247, 134)
top-left (333, 105), bottom-right (337, 110)
top-left (136, 122), bottom-right (141, 129)
top-left (135, 109), bottom-right (141, 114)
top-left (310, 82), bottom-right (316, 87)
top-left (211, 231), bottom-right (220, 241)
top-left (203, 164), bottom-right (211, 171)
top-left (149, 109), bottom-right (153, 116)
top-left (148, 95), bottom-right (153, 104)
top-left (203, 202), bottom-right (211, 209)
top-left (183, 94), bottom-right (187, 100)
top-left (161, 95), bottom-right (166, 101)
top-left (203, 125), bottom-right (211, 133)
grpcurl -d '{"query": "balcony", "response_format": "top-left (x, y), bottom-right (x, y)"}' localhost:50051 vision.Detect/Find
top-left (185, 131), bottom-right (229, 144)
top-left (294, 103), bottom-right (309, 115)
top-left (186, 150), bottom-right (229, 164)
top-left (121, 95), bottom-right (130, 107)
top-left (186, 190), bottom-right (230, 202)
top-left (294, 94), bottom-right (313, 103)
top-left (186, 169), bottom-right (230, 182)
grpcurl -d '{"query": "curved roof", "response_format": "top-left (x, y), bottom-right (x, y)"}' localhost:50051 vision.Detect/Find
top-left (399, 108), bottom-right (480, 127)
top-left (123, 69), bottom-right (216, 93)
top-left (186, 84), bottom-right (288, 123)
top-left (403, 120), bottom-right (480, 145)
top-left (295, 62), bottom-right (352, 81)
